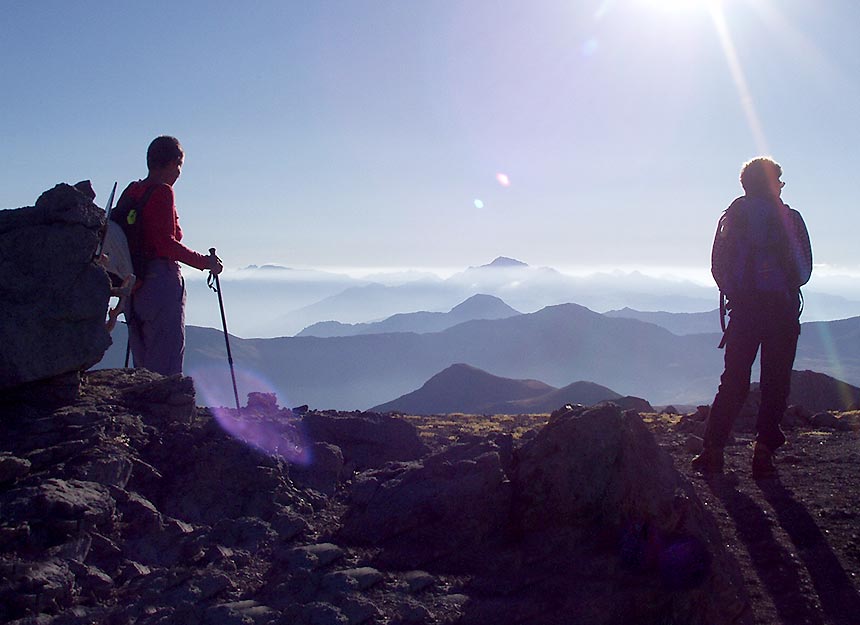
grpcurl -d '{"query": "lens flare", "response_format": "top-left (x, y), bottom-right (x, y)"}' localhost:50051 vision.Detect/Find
top-left (496, 173), bottom-right (511, 187)
top-left (474, 199), bottom-right (485, 209)
top-left (806, 323), bottom-right (854, 408)
top-left (709, 3), bottom-right (769, 153)
top-left (190, 364), bottom-right (312, 466)
top-left (582, 38), bottom-right (599, 57)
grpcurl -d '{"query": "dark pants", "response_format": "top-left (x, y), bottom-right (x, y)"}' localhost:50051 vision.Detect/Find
top-left (128, 259), bottom-right (186, 376)
top-left (704, 299), bottom-right (800, 451)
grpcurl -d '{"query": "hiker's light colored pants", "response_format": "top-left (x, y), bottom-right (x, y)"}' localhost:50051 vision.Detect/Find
top-left (128, 259), bottom-right (186, 376)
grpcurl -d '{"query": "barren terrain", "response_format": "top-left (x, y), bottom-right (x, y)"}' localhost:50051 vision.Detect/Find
top-left (403, 411), bottom-right (860, 625)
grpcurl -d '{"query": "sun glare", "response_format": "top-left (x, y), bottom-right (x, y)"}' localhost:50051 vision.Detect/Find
top-left (635, 0), bottom-right (720, 12)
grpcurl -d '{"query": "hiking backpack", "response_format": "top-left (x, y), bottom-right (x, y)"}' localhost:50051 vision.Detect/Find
top-left (711, 197), bottom-right (812, 344)
top-left (108, 184), bottom-right (159, 282)
top-left (94, 182), bottom-right (157, 333)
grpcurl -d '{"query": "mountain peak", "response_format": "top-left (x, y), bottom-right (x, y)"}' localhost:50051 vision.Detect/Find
top-left (449, 294), bottom-right (521, 318)
top-left (482, 256), bottom-right (528, 269)
top-left (371, 363), bottom-right (554, 414)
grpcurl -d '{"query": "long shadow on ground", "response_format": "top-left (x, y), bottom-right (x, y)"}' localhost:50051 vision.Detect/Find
top-left (758, 480), bottom-right (860, 625)
top-left (707, 477), bottom-right (825, 625)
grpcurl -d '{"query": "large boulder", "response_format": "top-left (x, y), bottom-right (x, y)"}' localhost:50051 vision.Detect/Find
top-left (302, 410), bottom-right (429, 471)
top-left (0, 183), bottom-right (111, 390)
top-left (504, 404), bottom-right (750, 625)
top-left (338, 436), bottom-right (512, 569)
top-left (514, 403), bottom-right (677, 529)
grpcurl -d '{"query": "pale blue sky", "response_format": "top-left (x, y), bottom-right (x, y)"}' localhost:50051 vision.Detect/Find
top-left (2, 0), bottom-right (858, 276)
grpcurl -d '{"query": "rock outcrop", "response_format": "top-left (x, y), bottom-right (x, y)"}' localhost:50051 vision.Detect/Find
top-left (0, 370), bottom-right (753, 625)
top-left (339, 404), bottom-right (751, 624)
top-left (0, 183), bottom-right (111, 393)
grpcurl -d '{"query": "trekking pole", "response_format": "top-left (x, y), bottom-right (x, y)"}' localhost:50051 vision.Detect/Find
top-left (93, 182), bottom-right (117, 261)
top-left (208, 248), bottom-right (241, 413)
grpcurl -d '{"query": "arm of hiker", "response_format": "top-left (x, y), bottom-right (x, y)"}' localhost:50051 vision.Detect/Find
top-left (146, 185), bottom-right (212, 271)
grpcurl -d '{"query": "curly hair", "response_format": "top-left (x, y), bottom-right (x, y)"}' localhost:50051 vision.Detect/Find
top-left (740, 156), bottom-right (782, 197)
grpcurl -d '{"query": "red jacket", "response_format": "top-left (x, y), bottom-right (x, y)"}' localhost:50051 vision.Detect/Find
top-left (119, 181), bottom-right (209, 271)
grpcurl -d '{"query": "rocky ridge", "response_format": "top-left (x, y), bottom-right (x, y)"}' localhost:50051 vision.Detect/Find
top-left (0, 369), bottom-right (753, 625)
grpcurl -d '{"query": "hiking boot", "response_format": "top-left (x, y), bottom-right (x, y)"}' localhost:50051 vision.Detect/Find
top-left (691, 447), bottom-right (724, 475)
top-left (752, 442), bottom-right (778, 480)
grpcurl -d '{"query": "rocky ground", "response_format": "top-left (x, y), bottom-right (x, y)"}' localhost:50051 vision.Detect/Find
top-left (406, 410), bottom-right (860, 625)
top-left (660, 418), bottom-right (860, 625)
top-left (1, 369), bottom-right (858, 625)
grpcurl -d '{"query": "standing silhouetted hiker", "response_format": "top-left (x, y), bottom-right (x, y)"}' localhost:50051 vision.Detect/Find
top-left (692, 157), bottom-right (812, 479)
top-left (116, 136), bottom-right (222, 376)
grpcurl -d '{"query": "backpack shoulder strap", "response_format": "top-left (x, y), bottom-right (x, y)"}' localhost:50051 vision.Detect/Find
top-left (132, 183), bottom-right (160, 218)
top-left (717, 291), bottom-right (729, 349)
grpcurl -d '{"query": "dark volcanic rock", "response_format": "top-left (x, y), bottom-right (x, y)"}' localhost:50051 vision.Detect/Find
top-left (0, 369), bottom-right (476, 625)
top-left (0, 369), bottom-right (755, 625)
top-left (0, 370), bottom-right (302, 623)
top-left (335, 403), bottom-right (752, 625)
top-left (599, 395), bottom-right (654, 412)
top-left (0, 183), bottom-right (111, 391)
top-left (338, 438), bottom-right (513, 570)
top-left (302, 410), bottom-right (429, 471)
top-left (491, 404), bottom-right (750, 625)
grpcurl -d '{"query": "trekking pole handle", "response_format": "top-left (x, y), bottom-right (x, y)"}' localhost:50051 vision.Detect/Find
top-left (208, 247), bottom-right (223, 274)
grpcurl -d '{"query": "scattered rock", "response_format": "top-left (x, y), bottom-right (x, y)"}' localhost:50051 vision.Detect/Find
top-left (338, 441), bottom-right (512, 570)
top-left (810, 411), bottom-right (840, 429)
top-left (603, 395), bottom-right (654, 412)
top-left (290, 442), bottom-right (345, 495)
top-left (322, 567), bottom-right (383, 593)
top-left (686, 434), bottom-right (705, 454)
top-left (402, 571), bottom-right (435, 593)
top-left (246, 392), bottom-right (279, 413)
top-left (302, 411), bottom-right (429, 471)
top-left (0, 454), bottom-right (31, 484)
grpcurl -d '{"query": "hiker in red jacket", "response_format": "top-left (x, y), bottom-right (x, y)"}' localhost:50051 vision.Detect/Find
top-left (118, 136), bottom-right (223, 376)
top-left (692, 157), bottom-right (812, 479)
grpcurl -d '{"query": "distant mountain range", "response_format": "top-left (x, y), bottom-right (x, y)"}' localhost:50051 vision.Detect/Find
top-left (255, 258), bottom-right (719, 337)
top-left (97, 300), bottom-right (860, 412)
top-left (604, 308), bottom-right (720, 335)
top-left (297, 294), bottom-right (521, 337)
top-left (370, 363), bottom-right (652, 415)
top-left (182, 256), bottom-right (860, 338)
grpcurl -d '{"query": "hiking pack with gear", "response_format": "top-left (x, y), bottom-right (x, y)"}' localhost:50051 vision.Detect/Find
top-left (93, 181), bottom-right (137, 333)
top-left (711, 195), bottom-right (812, 348)
top-left (108, 183), bottom-right (160, 284)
